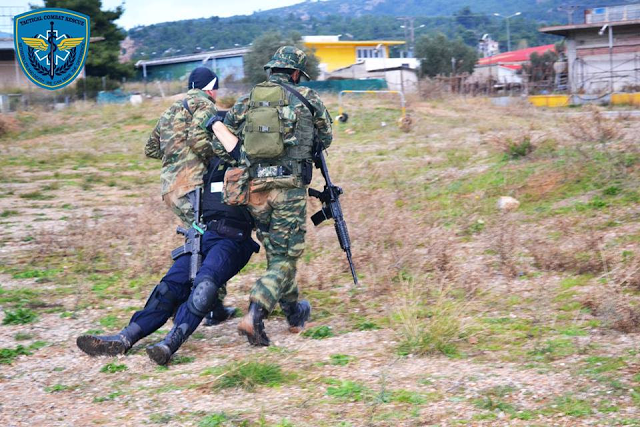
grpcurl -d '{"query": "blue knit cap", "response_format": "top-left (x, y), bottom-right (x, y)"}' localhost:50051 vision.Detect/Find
top-left (188, 67), bottom-right (219, 90)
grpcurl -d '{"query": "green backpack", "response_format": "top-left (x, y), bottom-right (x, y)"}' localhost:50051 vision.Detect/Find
top-left (243, 82), bottom-right (288, 160)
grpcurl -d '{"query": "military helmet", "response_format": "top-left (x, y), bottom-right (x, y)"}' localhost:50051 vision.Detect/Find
top-left (264, 46), bottom-right (311, 80)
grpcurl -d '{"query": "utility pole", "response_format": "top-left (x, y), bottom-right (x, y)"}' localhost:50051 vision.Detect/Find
top-left (397, 17), bottom-right (415, 57)
top-left (494, 12), bottom-right (521, 52)
top-left (599, 24), bottom-right (615, 93)
top-left (558, 5), bottom-right (580, 24)
top-left (608, 25), bottom-right (614, 93)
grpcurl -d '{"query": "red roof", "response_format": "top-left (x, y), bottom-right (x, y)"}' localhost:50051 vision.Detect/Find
top-left (478, 44), bottom-right (556, 66)
top-left (500, 64), bottom-right (522, 70)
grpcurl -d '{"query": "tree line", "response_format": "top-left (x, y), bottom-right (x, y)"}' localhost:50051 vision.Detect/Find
top-left (130, 9), bottom-right (560, 62)
top-left (39, 0), bottom-right (567, 92)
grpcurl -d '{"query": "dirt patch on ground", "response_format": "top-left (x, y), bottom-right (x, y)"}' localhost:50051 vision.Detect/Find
top-left (2, 100), bottom-right (640, 426)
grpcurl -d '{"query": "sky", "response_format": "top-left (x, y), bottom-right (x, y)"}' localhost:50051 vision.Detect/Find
top-left (6, 0), bottom-right (304, 29)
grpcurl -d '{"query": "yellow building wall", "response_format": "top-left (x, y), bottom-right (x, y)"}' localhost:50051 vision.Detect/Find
top-left (306, 44), bottom-right (390, 72)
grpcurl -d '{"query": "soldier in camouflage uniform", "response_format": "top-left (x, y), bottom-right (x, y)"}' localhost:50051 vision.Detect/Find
top-left (225, 46), bottom-right (333, 346)
top-left (145, 67), bottom-right (237, 226)
top-left (76, 68), bottom-right (260, 364)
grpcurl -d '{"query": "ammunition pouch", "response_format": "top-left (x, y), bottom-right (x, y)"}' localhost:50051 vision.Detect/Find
top-left (222, 166), bottom-right (250, 206)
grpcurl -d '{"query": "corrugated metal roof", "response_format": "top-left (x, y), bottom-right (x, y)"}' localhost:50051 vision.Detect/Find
top-left (539, 19), bottom-right (640, 36)
top-left (135, 47), bottom-right (250, 68)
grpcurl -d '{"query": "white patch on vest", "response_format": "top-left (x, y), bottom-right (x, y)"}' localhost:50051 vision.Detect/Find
top-left (211, 182), bottom-right (223, 193)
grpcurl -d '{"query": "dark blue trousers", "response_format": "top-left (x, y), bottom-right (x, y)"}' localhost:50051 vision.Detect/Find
top-left (129, 230), bottom-right (259, 339)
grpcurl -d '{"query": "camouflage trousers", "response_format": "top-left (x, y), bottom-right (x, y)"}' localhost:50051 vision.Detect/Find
top-left (247, 184), bottom-right (307, 313)
top-left (163, 189), bottom-right (195, 227)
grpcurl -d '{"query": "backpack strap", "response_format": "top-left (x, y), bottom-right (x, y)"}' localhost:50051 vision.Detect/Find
top-left (182, 98), bottom-right (193, 116)
top-left (276, 82), bottom-right (315, 116)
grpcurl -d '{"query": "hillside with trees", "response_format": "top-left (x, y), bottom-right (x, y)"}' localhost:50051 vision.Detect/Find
top-left (127, 0), bottom-right (636, 61)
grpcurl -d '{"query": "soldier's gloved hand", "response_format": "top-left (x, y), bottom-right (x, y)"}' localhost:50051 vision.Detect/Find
top-left (205, 114), bottom-right (225, 132)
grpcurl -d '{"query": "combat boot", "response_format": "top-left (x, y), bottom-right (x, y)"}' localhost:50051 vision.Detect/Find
top-left (237, 302), bottom-right (270, 346)
top-left (203, 300), bottom-right (237, 326)
top-left (76, 323), bottom-right (143, 357)
top-left (281, 300), bottom-right (311, 333)
top-left (146, 323), bottom-right (189, 365)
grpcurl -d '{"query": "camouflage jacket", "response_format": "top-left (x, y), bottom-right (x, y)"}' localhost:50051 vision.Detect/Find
top-left (145, 89), bottom-right (234, 197)
top-left (225, 73), bottom-right (333, 156)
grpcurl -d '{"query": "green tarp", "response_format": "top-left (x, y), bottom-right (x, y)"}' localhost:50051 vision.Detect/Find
top-left (299, 79), bottom-right (388, 92)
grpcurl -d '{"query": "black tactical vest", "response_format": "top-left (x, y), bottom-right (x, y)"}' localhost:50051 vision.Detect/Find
top-left (202, 158), bottom-right (253, 225)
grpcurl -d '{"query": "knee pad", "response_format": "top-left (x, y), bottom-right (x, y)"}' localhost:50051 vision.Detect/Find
top-left (187, 277), bottom-right (219, 317)
top-left (143, 282), bottom-right (180, 314)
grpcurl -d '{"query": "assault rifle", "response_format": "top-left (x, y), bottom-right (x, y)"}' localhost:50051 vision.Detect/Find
top-left (308, 143), bottom-right (359, 286)
top-left (274, 81), bottom-right (357, 285)
top-left (170, 188), bottom-right (205, 282)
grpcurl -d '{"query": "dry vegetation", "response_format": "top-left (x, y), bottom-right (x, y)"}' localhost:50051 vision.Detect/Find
top-left (1, 96), bottom-right (640, 426)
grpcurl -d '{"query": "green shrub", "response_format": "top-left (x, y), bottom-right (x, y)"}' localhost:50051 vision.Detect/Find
top-left (329, 354), bottom-right (355, 366)
top-left (209, 362), bottom-right (289, 391)
top-left (3, 308), bottom-right (38, 325)
top-left (170, 354), bottom-right (195, 365)
top-left (100, 362), bottom-right (128, 373)
top-left (198, 413), bottom-right (228, 427)
top-left (393, 282), bottom-right (465, 357)
top-left (19, 191), bottom-right (54, 200)
top-left (44, 384), bottom-right (74, 393)
top-left (603, 185), bottom-right (622, 196)
top-left (13, 332), bottom-right (33, 341)
top-left (302, 325), bottom-right (334, 339)
top-left (504, 136), bottom-right (535, 159)
top-left (0, 345), bottom-right (32, 364)
top-left (326, 380), bottom-right (369, 402)
top-left (355, 319), bottom-right (380, 331)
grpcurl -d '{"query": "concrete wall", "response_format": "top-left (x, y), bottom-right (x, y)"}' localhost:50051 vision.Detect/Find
top-left (0, 50), bottom-right (28, 88)
top-left (567, 25), bottom-right (640, 93)
top-left (469, 64), bottom-right (522, 85)
top-left (328, 62), bottom-right (418, 93)
top-left (382, 69), bottom-right (419, 93)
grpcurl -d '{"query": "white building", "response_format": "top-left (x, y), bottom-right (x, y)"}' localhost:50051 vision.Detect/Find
top-left (328, 58), bottom-right (420, 92)
top-left (467, 44), bottom-right (556, 87)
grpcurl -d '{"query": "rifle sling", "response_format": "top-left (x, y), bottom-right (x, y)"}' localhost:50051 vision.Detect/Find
top-left (275, 81), bottom-right (326, 160)
top-left (182, 98), bottom-right (193, 116)
top-left (275, 82), bottom-right (315, 116)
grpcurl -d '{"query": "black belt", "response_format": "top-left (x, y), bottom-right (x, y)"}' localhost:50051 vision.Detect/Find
top-left (206, 218), bottom-right (252, 241)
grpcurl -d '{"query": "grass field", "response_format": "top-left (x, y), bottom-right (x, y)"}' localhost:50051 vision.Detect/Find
top-left (1, 95), bottom-right (639, 426)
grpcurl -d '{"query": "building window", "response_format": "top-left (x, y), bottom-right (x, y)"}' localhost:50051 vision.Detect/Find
top-left (356, 47), bottom-right (386, 60)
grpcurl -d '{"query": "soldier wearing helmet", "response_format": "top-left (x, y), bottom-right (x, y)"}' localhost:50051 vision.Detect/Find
top-left (225, 46), bottom-right (333, 346)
